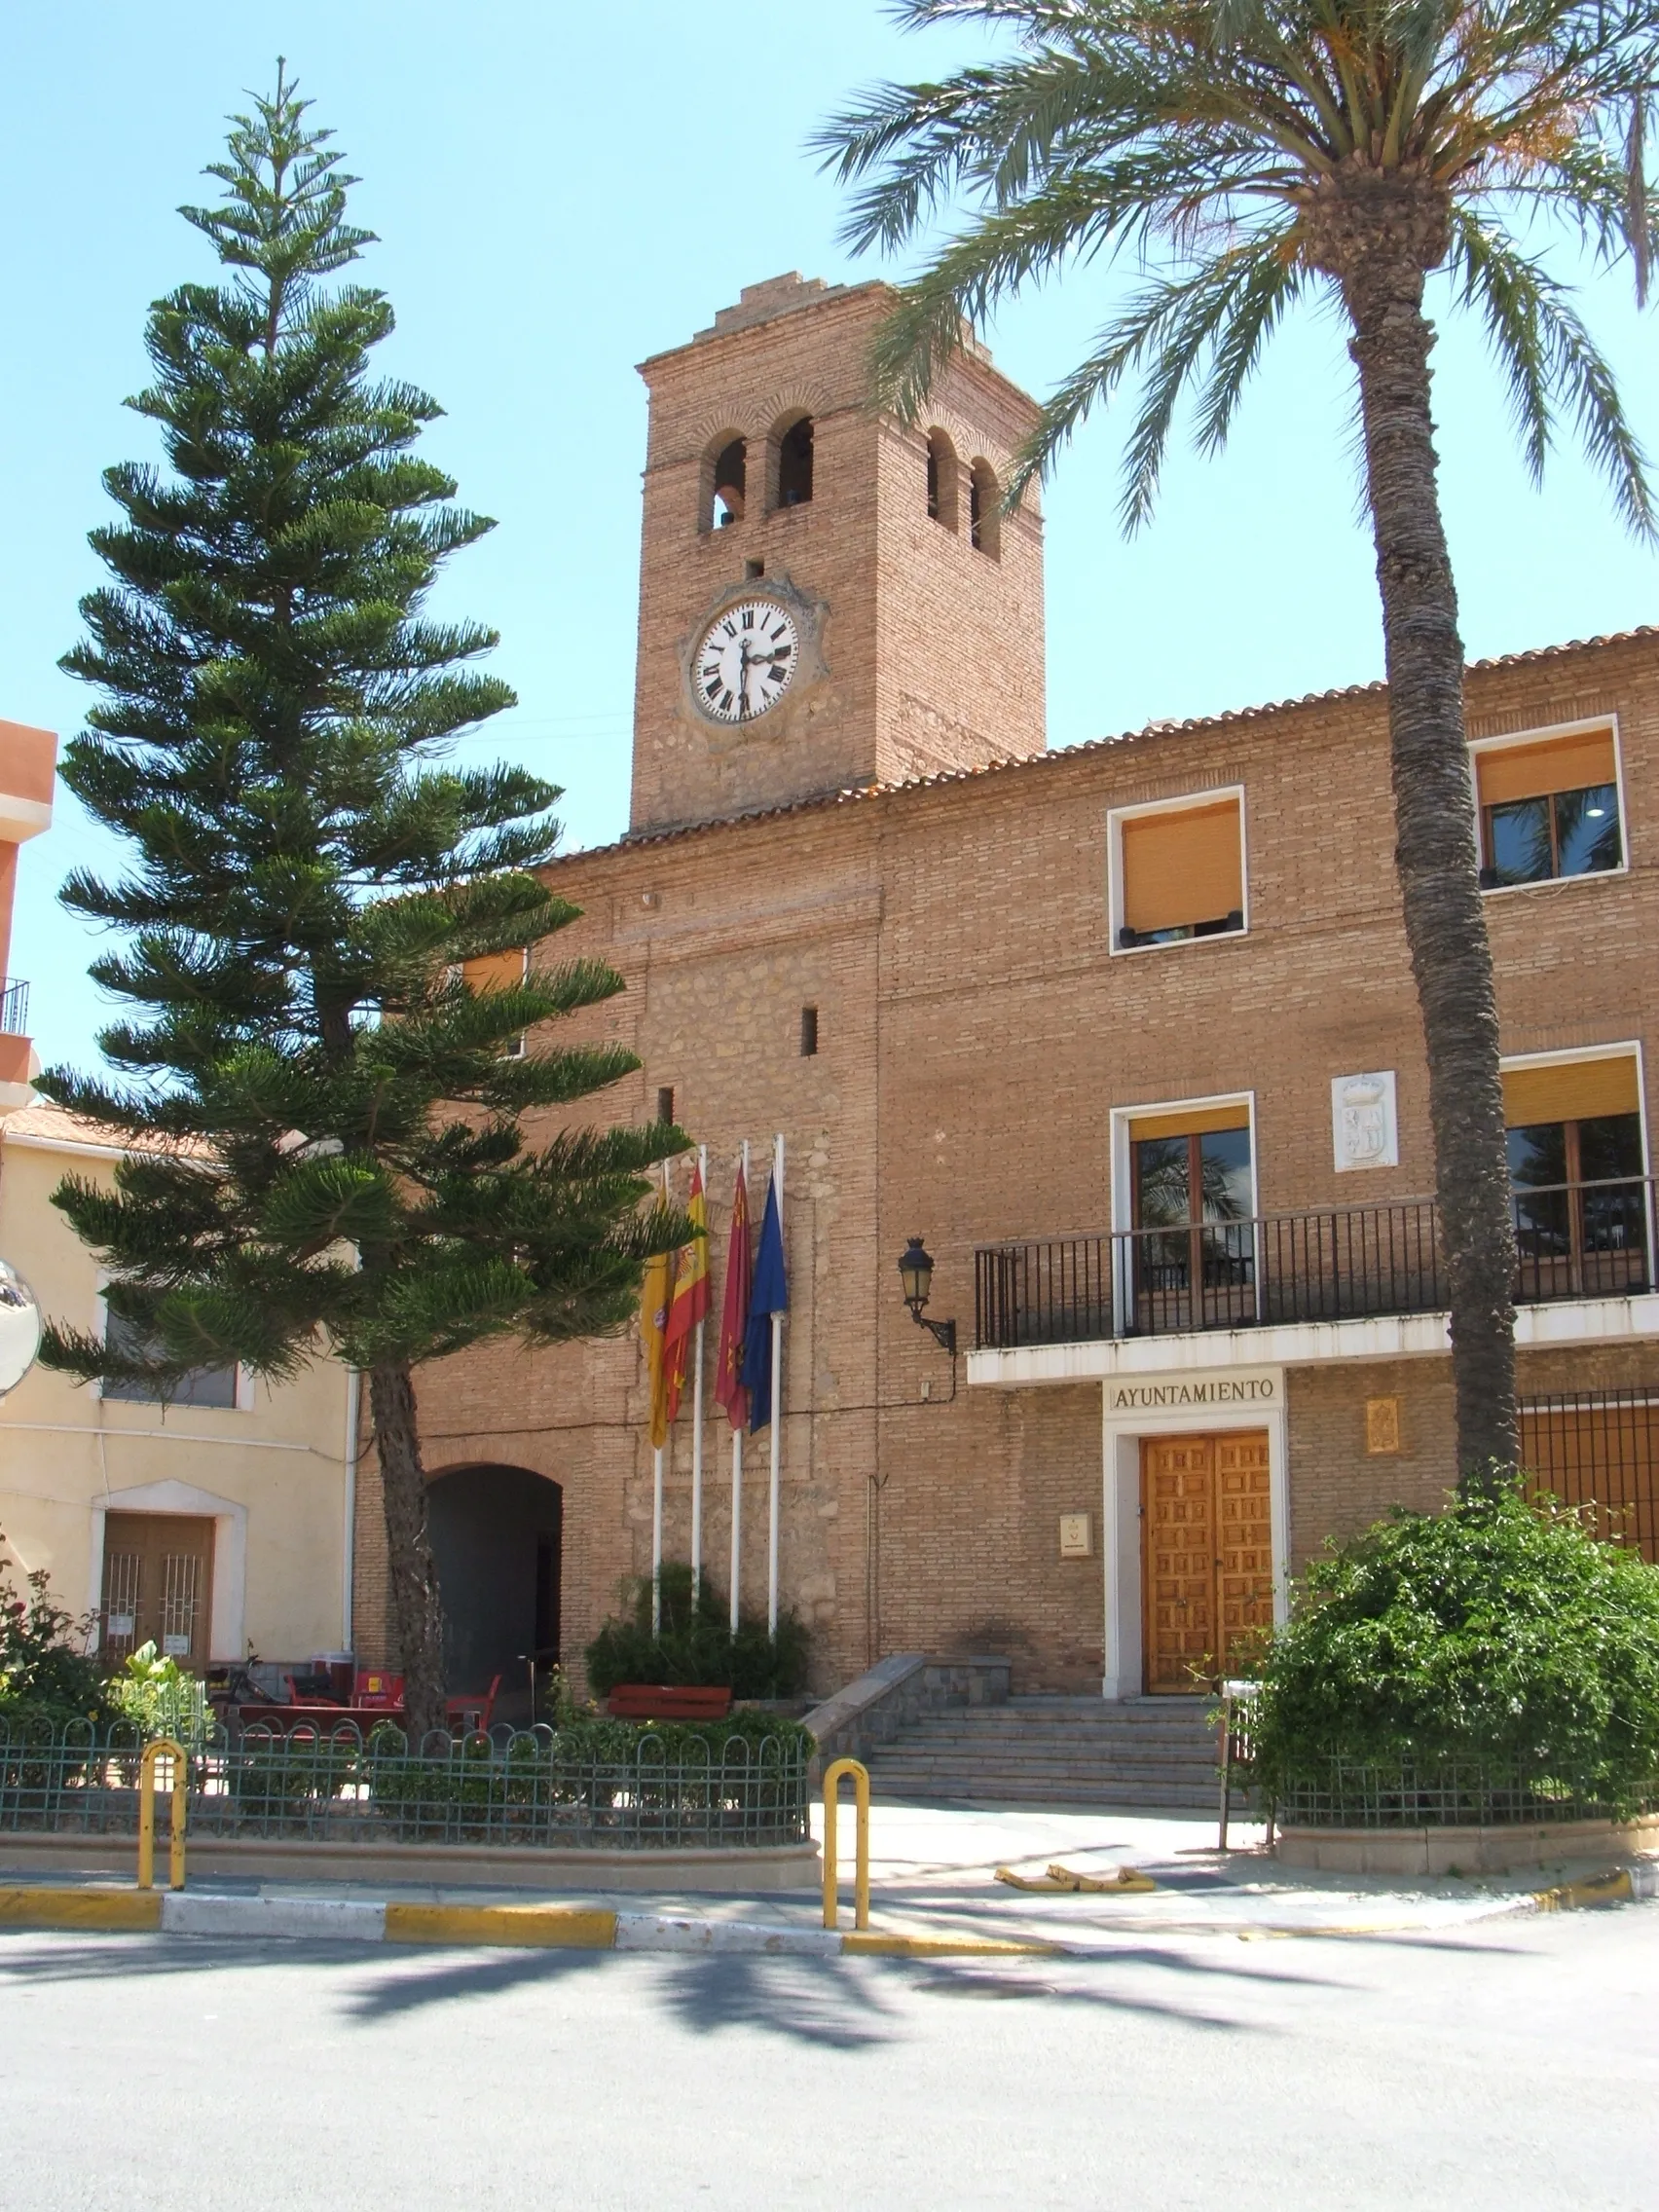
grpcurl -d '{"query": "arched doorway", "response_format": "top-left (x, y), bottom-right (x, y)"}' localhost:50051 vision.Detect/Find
top-left (426, 1464), bottom-right (562, 1726)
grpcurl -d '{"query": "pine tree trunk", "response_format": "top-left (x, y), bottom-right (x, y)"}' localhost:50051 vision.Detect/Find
top-left (1343, 247), bottom-right (1519, 1489)
top-left (368, 1360), bottom-right (447, 1740)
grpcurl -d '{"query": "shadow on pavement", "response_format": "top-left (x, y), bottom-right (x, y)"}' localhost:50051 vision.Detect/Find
top-left (0, 1917), bottom-right (1416, 2048)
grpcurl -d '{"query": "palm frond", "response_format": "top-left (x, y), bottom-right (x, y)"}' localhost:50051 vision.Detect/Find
top-left (1005, 238), bottom-right (1301, 526)
top-left (1449, 208), bottom-right (1656, 535)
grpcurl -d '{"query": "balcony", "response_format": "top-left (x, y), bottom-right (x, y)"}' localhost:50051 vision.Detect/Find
top-left (975, 1179), bottom-right (1656, 1351)
top-left (0, 977), bottom-right (28, 1035)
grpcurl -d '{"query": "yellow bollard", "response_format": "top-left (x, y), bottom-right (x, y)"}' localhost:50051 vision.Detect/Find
top-left (822, 1756), bottom-right (870, 1932)
top-left (136, 1738), bottom-right (189, 1893)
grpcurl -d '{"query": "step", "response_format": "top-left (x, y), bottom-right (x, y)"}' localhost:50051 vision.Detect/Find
top-left (889, 1725), bottom-right (1216, 1750)
top-left (867, 1779), bottom-right (1217, 1809)
top-left (855, 1686), bottom-right (1226, 1812)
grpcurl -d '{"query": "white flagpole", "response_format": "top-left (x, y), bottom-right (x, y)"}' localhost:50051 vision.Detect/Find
top-left (691, 1143), bottom-right (706, 1594)
top-left (730, 1139), bottom-right (748, 1637)
top-left (767, 1130), bottom-right (784, 1637)
top-left (651, 1159), bottom-right (670, 1637)
top-left (651, 1445), bottom-right (664, 1636)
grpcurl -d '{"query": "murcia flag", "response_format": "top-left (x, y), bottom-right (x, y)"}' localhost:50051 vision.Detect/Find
top-left (663, 1161), bottom-right (710, 1424)
top-left (714, 1160), bottom-right (751, 1432)
top-left (640, 1244), bottom-right (673, 1452)
top-left (741, 1173), bottom-right (788, 1433)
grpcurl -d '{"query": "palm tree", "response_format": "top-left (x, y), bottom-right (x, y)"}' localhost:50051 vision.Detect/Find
top-left (819, 0), bottom-right (1658, 1487)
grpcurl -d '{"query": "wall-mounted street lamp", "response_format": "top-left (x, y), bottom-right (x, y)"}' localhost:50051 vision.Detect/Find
top-left (897, 1236), bottom-right (956, 1357)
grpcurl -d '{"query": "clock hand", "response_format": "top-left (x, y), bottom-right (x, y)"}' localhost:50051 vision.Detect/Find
top-left (737, 638), bottom-right (751, 719)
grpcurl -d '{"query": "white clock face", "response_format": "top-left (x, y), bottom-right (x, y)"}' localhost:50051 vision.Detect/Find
top-left (694, 600), bottom-right (800, 723)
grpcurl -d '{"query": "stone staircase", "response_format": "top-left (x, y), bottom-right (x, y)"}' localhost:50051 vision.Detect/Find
top-left (863, 1694), bottom-right (1220, 1810)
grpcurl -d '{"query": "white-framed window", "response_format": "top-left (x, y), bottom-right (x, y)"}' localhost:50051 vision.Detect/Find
top-left (1108, 1091), bottom-right (1260, 1328)
top-left (1107, 787), bottom-right (1248, 954)
top-left (94, 1279), bottom-right (248, 1411)
top-left (1470, 718), bottom-right (1626, 894)
top-left (1500, 1044), bottom-right (1651, 1300)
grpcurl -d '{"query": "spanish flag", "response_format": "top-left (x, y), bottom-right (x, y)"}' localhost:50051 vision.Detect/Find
top-left (663, 1160), bottom-right (710, 1424)
top-left (641, 1244), bottom-right (673, 1451)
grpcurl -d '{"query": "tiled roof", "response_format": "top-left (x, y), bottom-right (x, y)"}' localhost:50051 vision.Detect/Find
top-left (569, 623), bottom-right (1658, 865)
top-left (0, 1099), bottom-right (208, 1157)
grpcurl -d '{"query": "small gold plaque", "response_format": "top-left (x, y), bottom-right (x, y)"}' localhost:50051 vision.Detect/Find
top-left (1058, 1513), bottom-right (1092, 1559)
top-left (1365, 1397), bottom-right (1401, 1455)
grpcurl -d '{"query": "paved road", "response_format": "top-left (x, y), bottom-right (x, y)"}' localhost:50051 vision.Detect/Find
top-left (2, 1909), bottom-right (1654, 2210)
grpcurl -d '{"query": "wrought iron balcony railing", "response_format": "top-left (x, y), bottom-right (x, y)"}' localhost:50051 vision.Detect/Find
top-left (0, 977), bottom-right (26, 1036)
top-left (974, 1178), bottom-right (1656, 1351)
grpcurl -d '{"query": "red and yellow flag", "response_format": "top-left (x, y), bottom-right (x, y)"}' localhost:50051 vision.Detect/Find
top-left (663, 1161), bottom-right (711, 1425)
top-left (641, 1244), bottom-right (673, 1451)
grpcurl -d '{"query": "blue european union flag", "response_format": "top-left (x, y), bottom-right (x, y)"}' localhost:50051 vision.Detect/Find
top-left (741, 1175), bottom-right (788, 1432)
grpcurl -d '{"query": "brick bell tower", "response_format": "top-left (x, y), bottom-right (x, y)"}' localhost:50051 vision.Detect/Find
top-left (629, 274), bottom-right (1047, 834)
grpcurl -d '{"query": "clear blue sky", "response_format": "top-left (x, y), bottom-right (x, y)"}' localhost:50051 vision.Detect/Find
top-left (3, 3), bottom-right (1655, 1077)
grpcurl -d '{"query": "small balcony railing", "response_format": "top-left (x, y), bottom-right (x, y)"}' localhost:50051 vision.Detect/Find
top-left (974, 1178), bottom-right (1656, 1351)
top-left (0, 977), bottom-right (26, 1036)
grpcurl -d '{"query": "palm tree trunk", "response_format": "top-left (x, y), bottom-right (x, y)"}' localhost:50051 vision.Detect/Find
top-left (368, 1359), bottom-right (447, 1740)
top-left (1343, 244), bottom-right (1519, 1489)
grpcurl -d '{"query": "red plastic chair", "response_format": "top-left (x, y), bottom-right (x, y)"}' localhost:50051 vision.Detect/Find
top-left (446, 1674), bottom-right (501, 1735)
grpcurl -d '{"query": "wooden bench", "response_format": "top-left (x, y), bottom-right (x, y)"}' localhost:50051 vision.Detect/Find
top-left (606, 1683), bottom-right (732, 1721)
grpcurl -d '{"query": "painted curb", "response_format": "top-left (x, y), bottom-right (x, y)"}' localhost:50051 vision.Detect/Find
top-left (1531, 1863), bottom-right (1659, 1911)
top-left (385, 1902), bottom-right (617, 1949)
top-left (0, 1885), bottom-right (161, 1932)
top-left (162, 1894), bottom-right (387, 1941)
top-left (8, 1876), bottom-right (1643, 1950)
top-left (0, 1886), bottom-right (1055, 1957)
top-left (614, 1912), bottom-right (840, 1956)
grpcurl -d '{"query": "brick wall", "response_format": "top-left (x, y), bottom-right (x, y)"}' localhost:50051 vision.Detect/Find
top-left (629, 277), bottom-right (1044, 833)
top-left (352, 277), bottom-right (1659, 1694)
top-left (358, 626), bottom-right (1659, 1692)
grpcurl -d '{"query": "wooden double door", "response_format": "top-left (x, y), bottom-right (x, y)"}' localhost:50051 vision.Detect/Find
top-left (100, 1513), bottom-right (215, 1672)
top-left (1141, 1432), bottom-right (1273, 1692)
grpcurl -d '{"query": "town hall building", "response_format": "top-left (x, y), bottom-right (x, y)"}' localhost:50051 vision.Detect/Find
top-left (353, 271), bottom-right (1659, 1705)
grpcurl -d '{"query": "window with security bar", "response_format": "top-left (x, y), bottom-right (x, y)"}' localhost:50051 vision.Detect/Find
top-left (1502, 1055), bottom-right (1649, 1301)
top-left (99, 1513), bottom-right (214, 1669)
top-left (1520, 1391), bottom-right (1659, 1563)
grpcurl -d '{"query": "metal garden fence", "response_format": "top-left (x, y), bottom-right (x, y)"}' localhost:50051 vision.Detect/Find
top-left (0, 1720), bottom-right (811, 1852)
top-left (1271, 1759), bottom-right (1659, 1830)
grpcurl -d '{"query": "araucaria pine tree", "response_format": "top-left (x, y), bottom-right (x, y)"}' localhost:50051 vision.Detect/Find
top-left (40, 69), bottom-right (685, 1740)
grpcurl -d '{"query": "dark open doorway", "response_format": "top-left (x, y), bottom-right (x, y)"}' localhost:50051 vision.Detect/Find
top-left (426, 1464), bottom-right (562, 1727)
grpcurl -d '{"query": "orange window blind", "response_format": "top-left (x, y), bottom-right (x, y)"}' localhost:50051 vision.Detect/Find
top-left (1126, 1100), bottom-right (1251, 1142)
top-left (462, 948), bottom-right (528, 992)
top-left (1476, 729), bottom-right (1616, 808)
top-left (1502, 1055), bottom-right (1640, 1127)
top-left (1120, 800), bottom-right (1243, 934)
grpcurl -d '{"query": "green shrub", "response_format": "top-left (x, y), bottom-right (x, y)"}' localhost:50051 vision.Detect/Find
top-left (583, 1561), bottom-right (811, 1700)
top-left (1250, 1487), bottom-right (1659, 1813)
top-left (0, 1530), bottom-right (114, 1731)
top-left (358, 1712), bottom-right (813, 1839)
top-left (106, 1641), bottom-right (212, 1744)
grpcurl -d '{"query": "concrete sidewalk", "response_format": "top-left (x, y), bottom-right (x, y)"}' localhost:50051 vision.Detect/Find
top-left (1, 1797), bottom-right (1651, 1953)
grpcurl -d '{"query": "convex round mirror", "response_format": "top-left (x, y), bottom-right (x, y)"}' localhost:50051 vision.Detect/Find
top-left (0, 1258), bottom-right (42, 1395)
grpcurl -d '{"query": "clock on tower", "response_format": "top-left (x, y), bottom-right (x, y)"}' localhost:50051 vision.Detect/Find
top-left (629, 274), bottom-right (1047, 834)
